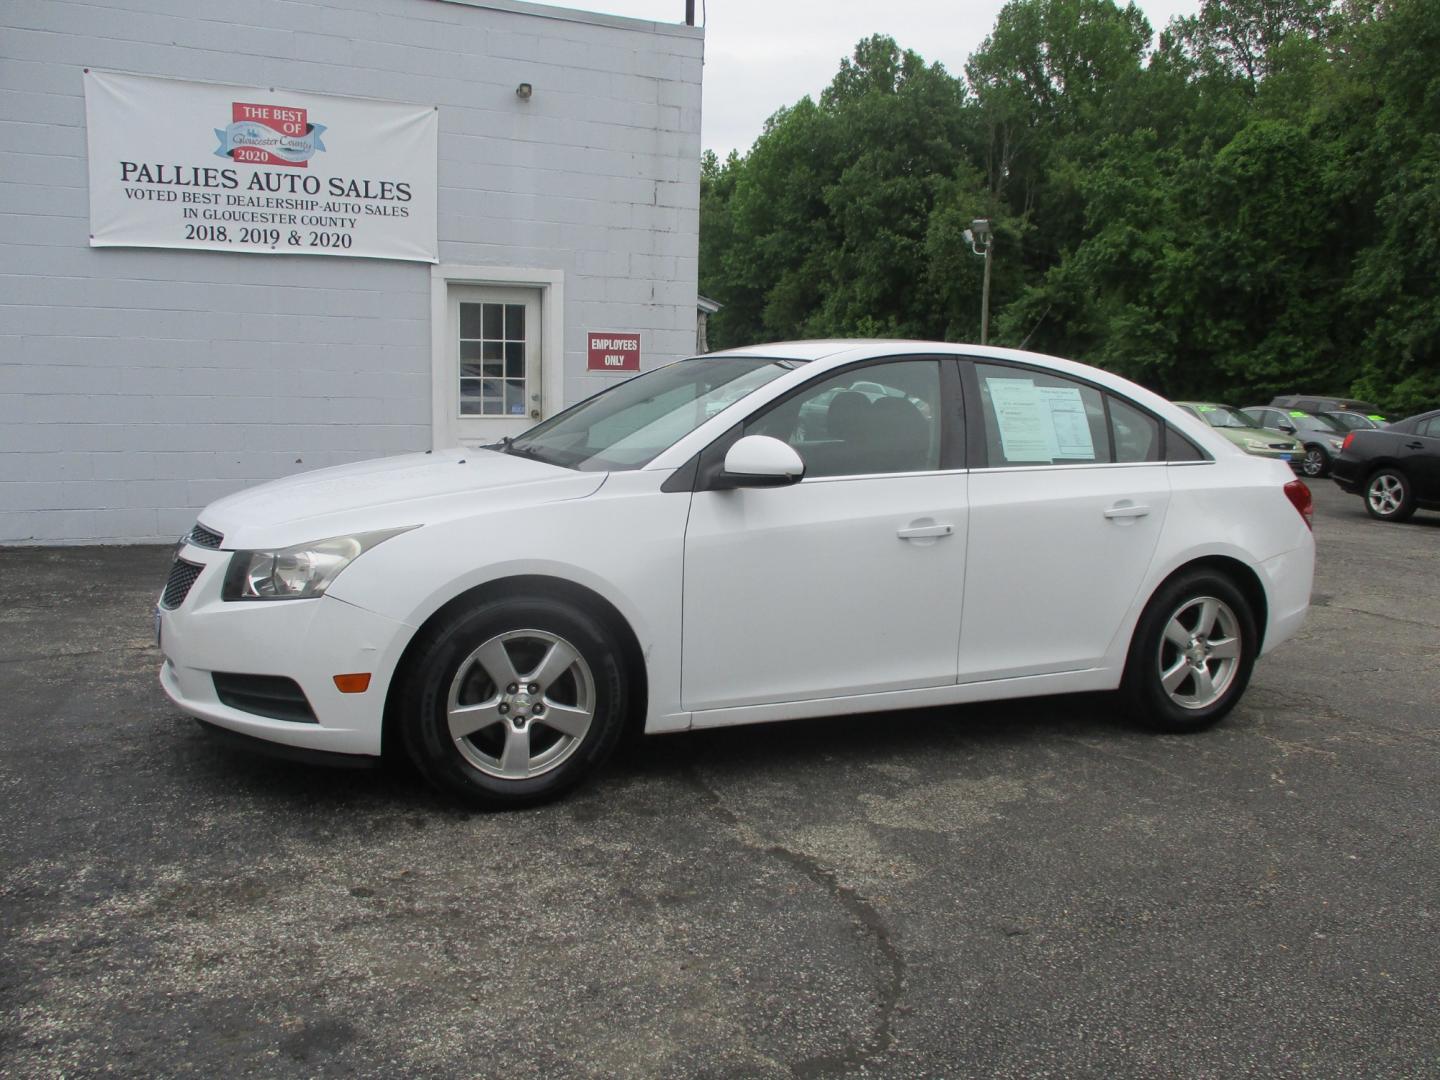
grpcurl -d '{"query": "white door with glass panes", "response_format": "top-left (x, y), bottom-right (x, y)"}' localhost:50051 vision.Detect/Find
top-left (445, 286), bottom-right (542, 445)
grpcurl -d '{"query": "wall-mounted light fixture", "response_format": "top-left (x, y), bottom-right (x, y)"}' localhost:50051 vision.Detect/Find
top-left (515, 83), bottom-right (533, 101)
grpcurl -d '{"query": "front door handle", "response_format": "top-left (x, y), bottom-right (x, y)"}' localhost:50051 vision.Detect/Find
top-left (897, 522), bottom-right (953, 540)
top-left (1405, 440), bottom-right (1423, 449)
top-left (1104, 502), bottom-right (1151, 520)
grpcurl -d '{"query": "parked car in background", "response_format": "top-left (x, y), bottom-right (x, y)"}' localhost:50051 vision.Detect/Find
top-left (1175, 402), bottom-right (1303, 464)
top-left (1330, 409), bottom-right (1440, 521)
top-left (1241, 406), bottom-right (1349, 478)
top-left (1270, 395), bottom-right (1386, 417)
top-left (1320, 410), bottom-right (1390, 432)
top-left (155, 342), bottom-right (1316, 807)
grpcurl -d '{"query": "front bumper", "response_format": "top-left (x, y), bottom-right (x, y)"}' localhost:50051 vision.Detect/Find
top-left (1329, 458), bottom-right (1365, 493)
top-left (156, 544), bottom-right (413, 757)
top-left (1243, 447), bottom-right (1300, 462)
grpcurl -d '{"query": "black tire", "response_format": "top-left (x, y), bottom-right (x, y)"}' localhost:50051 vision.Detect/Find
top-left (1363, 468), bottom-right (1416, 522)
top-left (1121, 570), bottom-right (1258, 734)
top-left (1300, 444), bottom-right (1329, 478)
top-left (400, 596), bottom-right (628, 808)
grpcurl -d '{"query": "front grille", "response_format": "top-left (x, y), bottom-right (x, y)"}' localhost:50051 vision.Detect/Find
top-left (1269, 442), bottom-right (1294, 450)
top-left (161, 559), bottom-right (202, 609)
top-left (188, 522), bottom-right (223, 548)
top-left (212, 673), bottom-right (317, 723)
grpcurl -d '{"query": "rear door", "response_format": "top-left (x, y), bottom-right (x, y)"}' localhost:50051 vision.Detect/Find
top-left (1405, 414), bottom-right (1440, 497)
top-left (957, 361), bottom-right (1171, 681)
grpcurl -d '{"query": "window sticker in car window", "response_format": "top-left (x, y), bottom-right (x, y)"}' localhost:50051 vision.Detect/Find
top-left (1290, 410), bottom-right (1307, 417)
top-left (987, 378), bottom-right (1052, 460)
top-left (987, 378), bottom-right (1097, 462)
top-left (1039, 386), bottom-right (1095, 458)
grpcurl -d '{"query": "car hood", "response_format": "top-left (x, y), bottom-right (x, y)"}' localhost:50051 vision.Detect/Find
top-left (1215, 427), bottom-right (1299, 448)
top-left (198, 448), bottom-right (606, 549)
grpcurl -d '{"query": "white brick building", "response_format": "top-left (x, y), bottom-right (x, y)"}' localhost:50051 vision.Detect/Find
top-left (1, 0), bottom-right (704, 544)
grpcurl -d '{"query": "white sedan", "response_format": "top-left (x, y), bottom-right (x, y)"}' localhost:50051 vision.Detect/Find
top-left (157, 342), bottom-right (1316, 806)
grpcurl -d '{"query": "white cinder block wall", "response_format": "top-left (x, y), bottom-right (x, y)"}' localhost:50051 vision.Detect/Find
top-left (0, 0), bottom-right (703, 543)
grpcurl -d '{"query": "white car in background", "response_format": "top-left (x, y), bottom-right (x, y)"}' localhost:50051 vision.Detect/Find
top-left (157, 342), bottom-right (1315, 807)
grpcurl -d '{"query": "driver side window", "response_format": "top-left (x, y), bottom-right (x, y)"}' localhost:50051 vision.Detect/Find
top-left (744, 360), bottom-right (944, 479)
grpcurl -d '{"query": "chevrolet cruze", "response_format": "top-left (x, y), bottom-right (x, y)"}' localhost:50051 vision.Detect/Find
top-left (157, 342), bottom-right (1315, 806)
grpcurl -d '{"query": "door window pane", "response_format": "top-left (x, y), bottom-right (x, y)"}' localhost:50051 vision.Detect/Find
top-left (459, 300), bottom-right (527, 417)
top-left (976, 363), bottom-right (1111, 466)
top-left (744, 360), bottom-right (943, 478)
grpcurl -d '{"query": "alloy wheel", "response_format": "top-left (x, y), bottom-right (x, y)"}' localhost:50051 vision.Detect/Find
top-left (446, 629), bottom-right (595, 779)
top-left (1367, 473), bottom-right (1404, 517)
top-left (1302, 448), bottom-right (1325, 477)
top-left (1156, 596), bottom-right (1242, 710)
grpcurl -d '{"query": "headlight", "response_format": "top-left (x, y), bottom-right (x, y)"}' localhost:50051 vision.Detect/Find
top-left (1243, 438), bottom-right (1270, 450)
top-left (222, 528), bottom-right (414, 601)
top-left (1328, 437), bottom-right (1345, 450)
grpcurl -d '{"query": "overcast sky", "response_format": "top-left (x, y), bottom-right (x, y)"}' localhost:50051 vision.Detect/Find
top-left (549, 0), bottom-right (1202, 157)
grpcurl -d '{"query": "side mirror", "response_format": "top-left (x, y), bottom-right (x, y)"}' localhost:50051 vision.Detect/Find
top-left (721, 435), bottom-right (805, 487)
top-left (1279, 424), bottom-right (1296, 434)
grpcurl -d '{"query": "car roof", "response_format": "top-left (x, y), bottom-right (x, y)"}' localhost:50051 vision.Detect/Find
top-left (701, 340), bottom-right (915, 362)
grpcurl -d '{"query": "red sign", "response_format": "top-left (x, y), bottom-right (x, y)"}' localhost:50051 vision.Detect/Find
top-left (229, 102), bottom-right (312, 167)
top-left (587, 332), bottom-right (641, 372)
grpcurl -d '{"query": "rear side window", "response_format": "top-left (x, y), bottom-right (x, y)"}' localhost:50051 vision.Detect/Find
top-left (1418, 416), bottom-right (1440, 438)
top-left (1166, 427), bottom-right (1206, 461)
top-left (976, 363), bottom-right (1111, 466)
top-left (1109, 396), bottom-right (1161, 462)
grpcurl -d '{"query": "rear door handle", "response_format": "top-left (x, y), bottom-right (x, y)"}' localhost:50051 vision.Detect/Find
top-left (1104, 503), bottom-right (1151, 520)
top-left (897, 523), bottom-right (953, 539)
top-left (1405, 441), bottom-right (1424, 450)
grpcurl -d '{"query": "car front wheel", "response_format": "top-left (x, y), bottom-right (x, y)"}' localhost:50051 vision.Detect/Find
top-left (400, 596), bottom-right (628, 808)
top-left (1301, 445), bottom-right (1329, 478)
top-left (1122, 571), bottom-right (1258, 733)
top-left (1365, 468), bottom-right (1415, 522)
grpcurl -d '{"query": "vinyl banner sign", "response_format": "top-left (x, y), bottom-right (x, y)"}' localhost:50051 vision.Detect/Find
top-left (84, 70), bottom-right (437, 262)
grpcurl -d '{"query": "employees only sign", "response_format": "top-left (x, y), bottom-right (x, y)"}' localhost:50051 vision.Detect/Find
top-left (587, 333), bottom-right (641, 372)
top-left (84, 70), bottom-right (437, 262)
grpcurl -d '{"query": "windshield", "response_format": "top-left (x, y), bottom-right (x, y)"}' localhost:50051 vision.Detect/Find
top-left (505, 356), bottom-right (801, 471)
top-left (1323, 411), bottom-right (1379, 430)
top-left (1187, 404), bottom-right (1259, 429)
top-left (1291, 412), bottom-right (1346, 434)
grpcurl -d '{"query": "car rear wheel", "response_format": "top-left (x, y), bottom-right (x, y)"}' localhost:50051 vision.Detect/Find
top-left (400, 596), bottom-right (627, 808)
top-left (1365, 468), bottom-right (1415, 522)
top-left (1300, 445), bottom-right (1329, 478)
top-left (1121, 570), bottom-right (1258, 733)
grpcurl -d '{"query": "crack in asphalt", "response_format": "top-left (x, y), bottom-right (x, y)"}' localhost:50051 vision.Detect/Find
top-left (680, 763), bottom-right (906, 1078)
top-left (1313, 602), bottom-right (1440, 633)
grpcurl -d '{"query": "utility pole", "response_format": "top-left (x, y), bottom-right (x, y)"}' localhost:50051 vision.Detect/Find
top-left (964, 218), bottom-right (994, 345)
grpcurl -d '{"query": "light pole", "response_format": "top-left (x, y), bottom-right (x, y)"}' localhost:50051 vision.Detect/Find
top-left (962, 218), bottom-right (994, 345)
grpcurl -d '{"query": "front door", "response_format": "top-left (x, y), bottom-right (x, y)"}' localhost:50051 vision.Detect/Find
top-left (444, 285), bottom-right (542, 446)
top-left (681, 358), bottom-right (969, 713)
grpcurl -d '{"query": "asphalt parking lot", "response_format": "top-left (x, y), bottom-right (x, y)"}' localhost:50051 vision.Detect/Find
top-left (2, 481), bottom-right (1438, 1078)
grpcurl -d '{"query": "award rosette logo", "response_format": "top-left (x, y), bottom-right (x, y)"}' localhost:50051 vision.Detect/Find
top-left (215, 102), bottom-right (326, 168)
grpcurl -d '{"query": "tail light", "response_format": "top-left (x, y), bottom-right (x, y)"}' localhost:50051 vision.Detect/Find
top-left (1284, 479), bottom-right (1313, 530)
top-left (1341, 432), bottom-right (1354, 452)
